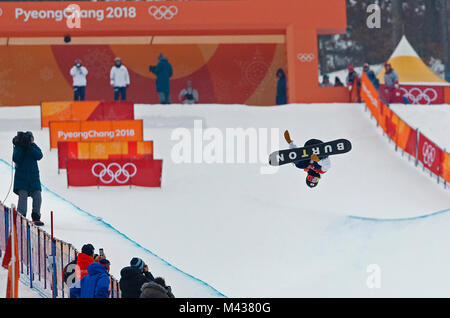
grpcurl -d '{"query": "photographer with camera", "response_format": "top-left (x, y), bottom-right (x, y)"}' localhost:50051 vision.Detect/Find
top-left (12, 131), bottom-right (44, 226)
top-left (119, 257), bottom-right (155, 298)
top-left (70, 58), bottom-right (88, 101)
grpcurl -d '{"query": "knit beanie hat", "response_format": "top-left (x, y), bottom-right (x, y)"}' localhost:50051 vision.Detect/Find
top-left (81, 244), bottom-right (95, 256)
top-left (130, 257), bottom-right (144, 271)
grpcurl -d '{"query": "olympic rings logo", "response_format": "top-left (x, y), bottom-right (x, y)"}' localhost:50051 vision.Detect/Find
top-left (148, 5), bottom-right (178, 20)
top-left (297, 53), bottom-right (315, 63)
top-left (91, 162), bottom-right (137, 184)
top-left (400, 87), bottom-right (438, 105)
top-left (422, 142), bottom-right (436, 167)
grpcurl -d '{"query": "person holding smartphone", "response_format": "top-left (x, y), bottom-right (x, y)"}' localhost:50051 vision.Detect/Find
top-left (70, 58), bottom-right (88, 101)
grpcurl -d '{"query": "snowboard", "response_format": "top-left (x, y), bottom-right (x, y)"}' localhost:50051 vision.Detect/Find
top-left (269, 139), bottom-right (352, 166)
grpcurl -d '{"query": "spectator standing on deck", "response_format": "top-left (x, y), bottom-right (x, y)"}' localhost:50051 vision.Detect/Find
top-left (70, 58), bottom-right (88, 101)
top-left (110, 57), bottom-right (130, 101)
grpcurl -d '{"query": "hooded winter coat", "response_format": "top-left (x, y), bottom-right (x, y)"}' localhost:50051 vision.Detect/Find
top-left (13, 141), bottom-right (43, 194)
top-left (70, 262), bottom-right (110, 298)
top-left (140, 281), bottom-right (175, 298)
top-left (151, 55), bottom-right (173, 93)
top-left (76, 252), bottom-right (96, 280)
top-left (119, 266), bottom-right (154, 298)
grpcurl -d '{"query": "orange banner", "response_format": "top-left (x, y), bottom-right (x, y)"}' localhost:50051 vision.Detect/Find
top-left (57, 140), bottom-right (153, 169)
top-left (49, 119), bottom-right (143, 148)
top-left (360, 72), bottom-right (381, 121)
top-left (443, 153), bottom-right (450, 183)
top-left (41, 101), bottom-right (134, 127)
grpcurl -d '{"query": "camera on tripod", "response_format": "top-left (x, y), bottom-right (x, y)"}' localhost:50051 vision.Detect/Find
top-left (12, 131), bottom-right (32, 147)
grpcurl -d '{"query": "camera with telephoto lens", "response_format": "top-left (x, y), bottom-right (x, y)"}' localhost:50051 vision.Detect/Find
top-left (149, 65), bottom-right (156, 72)
top-left (12, 131), bottom-right (32, 147)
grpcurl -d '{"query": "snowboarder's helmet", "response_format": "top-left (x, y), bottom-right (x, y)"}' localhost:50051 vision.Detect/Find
top-left (306, 174), bottom-right (319, 188)
top-left (306, 170), bottom-right (320, 188)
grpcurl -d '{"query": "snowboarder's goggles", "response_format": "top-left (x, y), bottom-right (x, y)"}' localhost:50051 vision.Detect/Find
top-left (306, 175), bottom-right (319, 183)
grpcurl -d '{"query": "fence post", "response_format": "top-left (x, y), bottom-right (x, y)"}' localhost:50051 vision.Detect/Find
top-left (43, 233), bottom-right (47, 290)
top-left (51, 211), bottom-right (57, 298)
top-left (27, 223), bottom-right (33, 289)
top-left (19, 215), bottom-right (23, 275)
top-left (415, 129), bottom-right (419, 167)
top-left (4, 207), bottom-right (9, 252)
top-left (444, 148), bottom-right (447, 189)
top-left (37, 228), bottom-right (41, 283)
top-left (60, 241), bottom-right (64, 298)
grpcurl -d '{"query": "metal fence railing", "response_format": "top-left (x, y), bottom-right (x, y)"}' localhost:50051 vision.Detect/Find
top-left (0, 203), bottom-right (121, 298)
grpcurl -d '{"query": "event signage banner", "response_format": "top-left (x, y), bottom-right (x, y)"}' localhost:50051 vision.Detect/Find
top-left (41, 101), bottom-right (134, 127)
top-left (417, 133), bottom-right (444, 177)
top-left (57, 140), bottom-right (154, 169)
top-left (66, 158), bottom-right (163, 187)
top-left (49, 119), bottom-right (143, 148)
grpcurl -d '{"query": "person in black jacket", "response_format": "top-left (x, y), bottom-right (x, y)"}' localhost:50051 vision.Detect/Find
top-left (119, 257), bottom-right (154, 298)
top-left (275, 68), bottom-right (287, 105)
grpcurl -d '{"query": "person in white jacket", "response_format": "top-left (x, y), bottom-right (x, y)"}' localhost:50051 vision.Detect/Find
top-left (178, 80), bottom-right (199, 104)
top-left (110, 57), bottom-right (130, 101)
top-left (70, 58), bottom-right (88, 101)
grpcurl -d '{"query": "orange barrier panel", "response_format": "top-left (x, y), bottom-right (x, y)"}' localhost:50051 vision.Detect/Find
top-left (443, 153), bottom-right (450, 183)
top-left (49, 119), bottom-right (143, 148)
top-left (445, 86), bottom-right (450, 105)
top-left (0, 0), bottom-right (348, 105)
top-left (360, 72), bottom-right (381, 121)
top-left (362, 71), bottom-right (450, 185)
top-left (395, 117), bottom-right (417, 157)
top-left (41, 101), bottom-right (134, 127)
top-left (57, 140), bottom-right (154, 169)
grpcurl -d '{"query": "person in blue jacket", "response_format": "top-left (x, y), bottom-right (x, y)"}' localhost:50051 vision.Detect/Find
top-left (149, 54), bottom-right (173, 104)
top-left (12, 131), bottom-right (44, 226)
top-left (70, 261), bottom-right (110, 298)
top-left (276, 68), bottom-right (287, 105)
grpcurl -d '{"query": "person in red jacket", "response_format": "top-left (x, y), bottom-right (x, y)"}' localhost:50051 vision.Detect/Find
top-left (75, 244), bottom-right (105, 280)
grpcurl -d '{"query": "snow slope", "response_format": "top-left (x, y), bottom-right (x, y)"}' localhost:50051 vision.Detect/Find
top-left (0, 103), bottom-right (449, 297)
top-left (0, 264), bottom-right (43, 298)
top-left (390, 104), bottom-right (450, 149)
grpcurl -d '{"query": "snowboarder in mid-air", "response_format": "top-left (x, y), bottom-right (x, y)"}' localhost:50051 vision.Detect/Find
top-left (283, 130), bottom-right (331, 188)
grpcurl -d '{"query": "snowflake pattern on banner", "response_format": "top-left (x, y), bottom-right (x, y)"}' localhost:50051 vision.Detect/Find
top-left (236, 49), bottom-right (270, 88)
top-left (82, 48), bottom-right (113, 81)
top-left (40, 66), bottom-right (54, 82)
top-left (0, 64), bottom-right (15, 105)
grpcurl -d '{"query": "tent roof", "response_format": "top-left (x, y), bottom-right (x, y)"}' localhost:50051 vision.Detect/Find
top-left (377, 36), bottom-right (449, 85)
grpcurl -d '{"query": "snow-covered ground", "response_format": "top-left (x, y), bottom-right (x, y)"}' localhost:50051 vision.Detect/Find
top-left (390, 104), bottom-right (450, 149)
top-left (0, 103), bottom-right (449, 298)
top-left (0, 264), bottom-right (42, 298)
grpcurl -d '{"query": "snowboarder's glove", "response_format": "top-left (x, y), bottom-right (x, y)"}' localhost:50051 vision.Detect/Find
top-left (311, 154), bottom-right (320, 162)
top-left (284, 130), bottom-right (292, 144)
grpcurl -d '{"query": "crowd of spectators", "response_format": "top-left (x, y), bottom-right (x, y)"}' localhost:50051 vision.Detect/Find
top-left (70, 54), bottom-right (199, 105)
top-left (65, 243), bottom-right (175, 298)
top-left (317, 61), bottom-right (399, 105)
